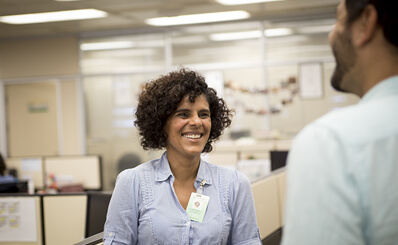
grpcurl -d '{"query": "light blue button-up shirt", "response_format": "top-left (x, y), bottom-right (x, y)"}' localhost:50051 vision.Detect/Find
top-left (282, 76), bottom-right (398, 245)
top-left (104, 152), bottom-right (261, 245)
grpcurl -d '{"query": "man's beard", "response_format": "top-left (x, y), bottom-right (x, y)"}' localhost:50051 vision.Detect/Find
top-left (330, 30), bottom-right (356, 93)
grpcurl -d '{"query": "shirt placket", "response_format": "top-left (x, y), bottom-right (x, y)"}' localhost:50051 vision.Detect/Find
top-left (169, 176), bottom-right (195, 244)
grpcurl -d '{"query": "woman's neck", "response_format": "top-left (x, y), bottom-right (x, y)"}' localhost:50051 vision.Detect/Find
top-left (167, 153), bottom-right (200, 183)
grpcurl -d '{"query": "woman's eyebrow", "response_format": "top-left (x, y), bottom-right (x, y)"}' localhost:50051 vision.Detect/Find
top-left (199, 109), bottom-right (211, 113)
top-left (175, 108), bottom-right (190, 113)
top-left (174, 108), bottom-right (210, 113)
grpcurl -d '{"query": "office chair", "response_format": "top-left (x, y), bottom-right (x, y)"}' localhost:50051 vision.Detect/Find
top-left (117, 153), bottom-right (141, 173)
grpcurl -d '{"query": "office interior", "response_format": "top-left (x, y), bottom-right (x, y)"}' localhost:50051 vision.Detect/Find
top-left (0, 0), bottom-right (359, 244)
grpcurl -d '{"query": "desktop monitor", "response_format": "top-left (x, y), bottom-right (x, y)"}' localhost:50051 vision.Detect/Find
top-left (85, 191), bottom-right (112, 237)
top-left (0, 180), bottom-right (28, 193)
top-left (270, 150), bottom-right (289, 171)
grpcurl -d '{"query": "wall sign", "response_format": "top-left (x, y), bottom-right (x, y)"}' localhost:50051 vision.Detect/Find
top-left (299, 62), bottom-right (323, 99)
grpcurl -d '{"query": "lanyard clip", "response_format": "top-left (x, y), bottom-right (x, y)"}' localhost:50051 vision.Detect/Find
top-left (197, 179), bottom-right (206, 194)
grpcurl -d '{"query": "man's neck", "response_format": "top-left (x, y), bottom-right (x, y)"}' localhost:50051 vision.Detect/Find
top-left (360, 60), bottom-right (398, 97)
top-left (355, 38), bottom-right (398, 97)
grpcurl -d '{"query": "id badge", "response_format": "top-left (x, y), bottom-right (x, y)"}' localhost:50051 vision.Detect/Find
top-left (186, 192), bottom-right (210, 223)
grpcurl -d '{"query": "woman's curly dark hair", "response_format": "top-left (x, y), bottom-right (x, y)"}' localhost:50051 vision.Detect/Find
top-left (135, 67), bottom-right (233, 153)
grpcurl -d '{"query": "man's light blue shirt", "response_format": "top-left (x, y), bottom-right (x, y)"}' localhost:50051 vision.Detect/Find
top-left (104, 152), bottom-right (261, 245)
top-left (282, 76), bottom-right (398, 245)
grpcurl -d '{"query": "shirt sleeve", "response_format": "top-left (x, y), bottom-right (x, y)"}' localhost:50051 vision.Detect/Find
top-left (228, 171), bottom-right (262, 245)
top-left (103, 169), bottom-right (140, 245)
top-left (281, 124), bottom-right (365, 245)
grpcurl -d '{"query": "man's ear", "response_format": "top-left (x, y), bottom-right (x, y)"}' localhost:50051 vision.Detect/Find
top-left (353, 4), bottom-right (379, 47)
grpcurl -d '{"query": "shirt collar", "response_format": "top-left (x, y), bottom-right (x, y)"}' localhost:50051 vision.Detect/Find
top-left (154, 151), bottom-right (212, 185)
top-left (195, 157), bottom-right (212, 186)
top-left (155, 152), bottom-right (173, 182)
top-left (361, 75), bottom-right (398, 104)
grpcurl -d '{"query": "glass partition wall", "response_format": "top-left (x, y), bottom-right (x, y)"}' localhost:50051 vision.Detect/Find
top-left (80, 18), bottom-right (358, 189)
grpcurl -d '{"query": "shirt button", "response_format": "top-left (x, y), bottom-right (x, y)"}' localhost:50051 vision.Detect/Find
top-left (108, 232), bottom-right (113, 237)
top-left (186, 221), bottom-right (190, 226)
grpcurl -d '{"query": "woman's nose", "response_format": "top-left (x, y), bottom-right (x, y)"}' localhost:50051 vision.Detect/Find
top-left (190, 115), bottom-right (201, 126)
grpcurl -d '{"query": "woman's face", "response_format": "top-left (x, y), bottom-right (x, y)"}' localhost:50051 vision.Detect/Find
top-left (163, 94), bottom-right (211, 159)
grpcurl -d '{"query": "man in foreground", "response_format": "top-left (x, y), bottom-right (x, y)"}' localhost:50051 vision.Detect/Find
top-left (282, 0), bottom-right (398, 244)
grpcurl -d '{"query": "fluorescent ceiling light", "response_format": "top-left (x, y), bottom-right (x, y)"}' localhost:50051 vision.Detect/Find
top-left (216, 0), bottom-right (284, 5)
top-left (145, 11), bottom-right (250, 26)
top-left (210, 28), bottom-right (292, 41)
top-left (0, 9), bottom-right (107, 24)
top-left (80, 41), bottom-right (134, 51)
top-left (210, 30), bottom-right (261, 41)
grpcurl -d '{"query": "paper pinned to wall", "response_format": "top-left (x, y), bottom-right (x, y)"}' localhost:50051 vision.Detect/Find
top-left (204, 71), bottom-right (224, 98)
top-left (114, 77), bottom-right (133, 106)
top-left (21, 158), bottom-right (42, 172)
top-left (299, 62), bottom-right (323, 99)
top-left (0, 197), bottom-right (37, 242)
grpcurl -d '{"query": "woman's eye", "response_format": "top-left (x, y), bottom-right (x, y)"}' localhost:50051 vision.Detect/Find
top-left (177, 112), bottom-right (189, 118)
top-left (200, 113), bottom-right (210, 118)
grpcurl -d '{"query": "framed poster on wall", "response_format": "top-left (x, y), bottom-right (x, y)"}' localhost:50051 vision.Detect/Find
top-left (298, 62), bottom-right (323, 99)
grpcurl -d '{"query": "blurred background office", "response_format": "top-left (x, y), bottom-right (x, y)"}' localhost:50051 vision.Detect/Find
top-left (0, 0), bottom-right (358, 192)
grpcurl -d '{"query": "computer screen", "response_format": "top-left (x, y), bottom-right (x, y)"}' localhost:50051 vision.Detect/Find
top-left (0, 180), bottom-right (28, 193)
top-left (270, 150), bottom-right (289, 171)
top-left (85, 191), bottom-right (112, 237)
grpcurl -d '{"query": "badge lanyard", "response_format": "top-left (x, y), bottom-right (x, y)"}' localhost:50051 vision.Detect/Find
top-left (186, 179), bottom-right (210, 223)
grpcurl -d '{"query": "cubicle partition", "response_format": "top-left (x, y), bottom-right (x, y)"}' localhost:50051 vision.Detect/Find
top-left (44, 156), bottom-right (102, 191)
top-left (43, 194), bottom-right (87, 245)
top-left (252, 168), bottom-right (286, 244)
top-left (0, 193), bottom-right (91, 245)
top-left (0, 195), bottom-right (43, 245)
top-left (5, 157), bottom-right (45, 190)
top-left (2, 155), bottom-right (104, 245)
top-left (5, 155), bottom-right (102, 192)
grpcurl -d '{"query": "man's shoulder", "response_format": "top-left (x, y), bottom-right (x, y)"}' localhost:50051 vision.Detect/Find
top-left (314, 104), bottom-right (359, 130)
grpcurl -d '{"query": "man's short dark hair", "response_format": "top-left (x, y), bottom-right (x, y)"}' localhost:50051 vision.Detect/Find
top-left (346, 0), bottom-right (398, 48)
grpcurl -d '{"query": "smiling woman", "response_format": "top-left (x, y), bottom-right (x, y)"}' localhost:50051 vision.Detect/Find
top-left (135, 67), bottom-right (232, 153)
top-left (103, 67), bottom-right (262, 245)
top-left (163, 94), bottom-right (212, 161)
